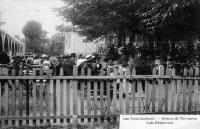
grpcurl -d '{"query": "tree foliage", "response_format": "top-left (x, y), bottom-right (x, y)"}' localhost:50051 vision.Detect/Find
top-left (58, 0), bottom-right (200, 64)
top-left (138, 0), bottom-right (200, 63)
top-left (49, 34), bottom-right (65, 56)
top-left (141, 0), bottom-right (200, 41)
top-left (59, 0), bottom-right (200, 43)
top-left (55, 24), bottom-right (74, 32)
top-left (48, 24), bottom-right (66, 56)
top-left (59, 0), bottom-right (148, 45)
top-left (23, 21), bottom-right (45, 41)
top-left (23, 21), bottom-right (49, 54)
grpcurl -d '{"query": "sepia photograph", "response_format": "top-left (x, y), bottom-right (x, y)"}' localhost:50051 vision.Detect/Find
top-left (0, 0), bottom-right (200, 129)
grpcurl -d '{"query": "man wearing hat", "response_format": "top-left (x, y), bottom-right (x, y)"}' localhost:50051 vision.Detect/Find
top-left (118, 46), bottom-right (128, 67)
top-left (63, 55), bottom-right (76, 76)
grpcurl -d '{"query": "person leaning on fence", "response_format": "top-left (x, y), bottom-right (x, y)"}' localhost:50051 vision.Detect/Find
top-left (91, 55), bottom-right (102, 75)
top-left (55, 60), bottom-right (63, 76)
top-left (67, 56), bottom-right (76, 76)
top-left (49, 57), bottom-right (58, 75)
top-left (128, 56), bottom-right (134, 72)
top-left (78, 55), bottom-right (94, 75)
top-left (0, 52), bottom-right (10, 64)
top-left (62, 55), bottom-right (71, 76)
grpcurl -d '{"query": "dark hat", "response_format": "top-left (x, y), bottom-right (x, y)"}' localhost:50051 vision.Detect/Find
top-left (63, 55), bottom-right (71, 59)
top-left (85, 55), bottom-right (95, 61)
top-left (71, 53), bottom-right (76, 57)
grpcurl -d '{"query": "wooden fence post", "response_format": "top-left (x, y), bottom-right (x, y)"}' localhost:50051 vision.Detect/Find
top-left (144, 76), bottom-right (149, 113)
top-left (11, 68), bottom-right (16, 76)
top-left (32, 68), bottom-right (36, 118)
top-left (72, 65), bottom-right (78, 127)
top-left (151, 67), bottom-right (156, 113)
top-left (188, 68), bottom-right (194, 111)
top-left (170, 68), bottom-right (176, 112)
top-left (131, 68), bottom-right (136, 113)
top-left (4, 68), bottom-right (9, 116)
top-left (63, 76), bottom-right (67, 118)
top-left (66, 72), bottom-right (71, 116)
top-left (119, 67), bottom-right (124, 113)
top-left (46, 71), bottom-right (50, 117)
top-left (60, 68), bottom-right (64, 117)
top-left (165, 66), bottom-right (169, 76)
top-left (158, 65), bottom-right (164, 113)
top-left (100, 68), bottom-right (104, 115)
top-left (165, 67), bottom-right (170, 112)
top-left (132, 68), bottom-right (136, 75)
top-left (11, 69), bottom-right (16, 116)
top-left (54, 68), bottom-right (62, 124)
top-left (158, 65), bottom-right (164, 75)
top-left (183, 67), bottom-right (187, 75)
top-left (182, 68), bottom-right (187, 112)
top-left (112, 68), bottom-right (118, 114)
top-left (38, 69), bottom-right (44, 119)
top-left (173, 67), bottom-right (178, 112)
top-left (40, 79), bottom-right (45, 118)
top-left (60, 67), bottom-right (63, 76)
top-left (125, 68), bottom-right (131, 114)
top-left (19, 67), bottom-right (23, 76)
top-left (172, 68), bottom-right (176, 76)
top-left (80, 67), bottom-right (85, 116)
top-left (153, 67), bottom-right (157, 75)
top-left (194, 67), bottom-right (199, 111)
top-left (176, 71), bottom-right (182, 112)
top-left (93, 77), bottom-right (98, 115)
top-left (49, 79), bottom-right (54, 124)
top-left (87, 68), bottom-right (91, 115)
top-left (107, 68), bottom-right (111, 114)
top-left (137, 76), bottom-right (142, 114)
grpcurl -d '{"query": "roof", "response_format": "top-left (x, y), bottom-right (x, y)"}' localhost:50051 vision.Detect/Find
top-left (0, 28), bottom-right (25, 45)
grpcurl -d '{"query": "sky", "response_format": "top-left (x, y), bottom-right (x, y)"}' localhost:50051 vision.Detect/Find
top-left (0, 0), bottom-right (66, 38)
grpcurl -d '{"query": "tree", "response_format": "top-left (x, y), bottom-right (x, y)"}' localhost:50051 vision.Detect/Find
top-left (58, 0), bottom-right (200, 63)
top-left (55, 24), bottom-right (74, 32)
top-left (139, 0), bottom-right (200, 62)
top-left (23, 21), bottom-right (44, 41)
top-left (49, 34), bottom-right (65, 56)
top-left (23, 21), bottom-right (48, 54)
top-left (59, 0), bottom-right (200, 42)
top-left (141, 0), bottom-right (200, 41)
top-left (45, 24), bottom-right (68, 56)
top-left (58, 0), bottom-right (148, 46)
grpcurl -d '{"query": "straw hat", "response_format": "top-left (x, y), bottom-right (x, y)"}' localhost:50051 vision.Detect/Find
top-left (85, 54), bottom-right (95, 61)
top-left (76, 59), bottom-right (86, 66)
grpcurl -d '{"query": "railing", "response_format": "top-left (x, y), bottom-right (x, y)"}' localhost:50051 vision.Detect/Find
top-left (0, 66), bottom-right (200, 127)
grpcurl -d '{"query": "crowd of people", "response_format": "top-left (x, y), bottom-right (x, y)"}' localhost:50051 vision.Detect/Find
top-left (0, 52), bottom-right (106, 76)
top-left (0, 50), bottom-right (173, 76)
top-left (1, 46), bottom-right (197, 76)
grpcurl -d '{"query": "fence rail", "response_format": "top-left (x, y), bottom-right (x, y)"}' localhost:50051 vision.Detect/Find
top-left (0, 66), bottom-right (200, 126)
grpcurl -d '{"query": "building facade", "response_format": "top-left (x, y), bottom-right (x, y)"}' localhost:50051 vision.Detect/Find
top-left (0, 29), bottom-right (25, 57)
top-left (60, 31), bottom-right (105, 56)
